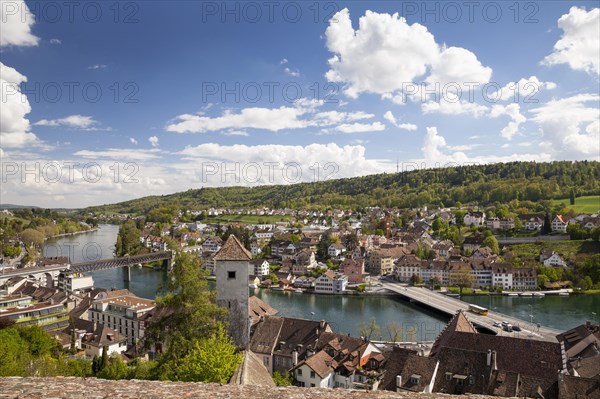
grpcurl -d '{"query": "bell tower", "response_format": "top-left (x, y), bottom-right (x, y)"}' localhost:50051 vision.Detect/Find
top-left (214, 235), bottom-right (252, 348)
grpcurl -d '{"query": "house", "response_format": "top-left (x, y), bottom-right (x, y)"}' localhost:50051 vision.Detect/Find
top-left (88, 290), bottom-right (155, 345)
top-left (366, 246), bottom-right (408, 276)
top-left (293, 350), bottom-right (336, 388)
top-left (543, 252), bottom-right (567, 267)
top-left (378, 347), bottom-right (438, 393)
top-left (486, 217), bottom-right (515, 231)
top-left (463, 235), bottom-right (485, 253)
top-left (250, 259), bottom-right (270, 276)
top-left (519, 215), bottom-right (545, 231)
top-left (314, 271), bottom-right (348, 294)
top-left (512, 267), bottom-right (537, 290)
top-left (328, 243), bottom-right (346, 258)
top-left (491, 264), bottom-right (513, 290)
top-left (342, 258), bottom-right (366, 284)
top-left (552, 215), bottom-right (570, 233)
top-left (432, 240), bottom-right (454, 258)
top-left (464, 212), bottom-right (485, 227)
top-left (63, 318), bottom-right (128, 358)
top-left (250, 241), bottom-right (261, 256)
top-left (394, 254), bottom-right (426, 283)
top-left (202, 236), bottom-right (223, 253)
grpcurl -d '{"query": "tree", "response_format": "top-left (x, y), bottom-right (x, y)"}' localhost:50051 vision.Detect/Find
top-left (409, 273), bottom-right (423, 286)
top-left (171, 324), bottom-right (242, 383)
top-left (145, 251), bottom-right (226, 377)
top-left (542, 213), bottom-right (552, 235)
top-left (317, 234), bottom-right (332, 260)
top-left (20, 228), bottom-right (45, 247)
top-left (452, 271), bottom-right (474, 296)
top-left (385, 321), bottom-right (403, 343)
top-left (359, 317), bottom-right (380, 341)
top-left (537, 274), bottom-right (549, 288)
top-left (569, 187), bottom-right (575, 205)
top-left (581, 276), bottom-right (593, 291)
top-left (273, 371), bottom-right (294, 386)
top-left (482, 236), bottom-right (500, 254)
top-left (342, 233), bottom-right (360, 252)
top-left (100, 346), bottom-right (109, 371)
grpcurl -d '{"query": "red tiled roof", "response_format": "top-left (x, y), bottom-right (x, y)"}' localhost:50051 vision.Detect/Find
top-left (214, 235), bottom-right (252, 261)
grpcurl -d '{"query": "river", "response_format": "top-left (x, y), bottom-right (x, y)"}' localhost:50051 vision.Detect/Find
top-left (43, 225), bottom-right (598, 338)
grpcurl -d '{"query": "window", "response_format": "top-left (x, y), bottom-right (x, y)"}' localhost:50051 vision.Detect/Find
top-left (228, 271), bottom-right (236, 279)
top-left (310, 384), bottom-right (315, 387)
top-left (297, 369), bottom-right (302, 376)
top-left (469, 376), bottom-right (475, 385)
top-left (310, 371), bottom-right (316, 379)
top-left (445, 372), bottom-right (453, 381)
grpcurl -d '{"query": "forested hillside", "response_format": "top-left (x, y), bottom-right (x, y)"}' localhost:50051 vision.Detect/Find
top-left (87, 161), bottom-right (600, 214)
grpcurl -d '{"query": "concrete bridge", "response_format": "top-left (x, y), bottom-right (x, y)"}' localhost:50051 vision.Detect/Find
top-left (381, 281), bottom-right (561, 342)
top-left (0, 251), bottom-right (173, 287)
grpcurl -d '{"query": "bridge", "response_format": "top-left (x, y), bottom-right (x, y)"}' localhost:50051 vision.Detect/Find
top-left (0, 251), bottom-right (173, 287)
top-left (381, 281), bottom-right (561, 342)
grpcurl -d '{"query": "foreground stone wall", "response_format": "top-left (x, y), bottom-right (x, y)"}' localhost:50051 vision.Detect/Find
top-left (0, 377), bottom-right (500, 399)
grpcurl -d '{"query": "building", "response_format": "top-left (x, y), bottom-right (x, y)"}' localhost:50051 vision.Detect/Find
top-left (366, 246), bottom-right (407, 276)
top-left (250, 259), bottom-right (270, 276)
top-left (393, 254), bottom-right (426, 283)
top-left (57, 271), bottom-right (94, 294)
top-left (543, 252), bottom-right (567, 267)
top-left (486, 218), bottom-right (515, 231)
top-left (202, 236), bottom-right (223, 253)
top-left (0, 296), bottom-right (69, 331)
top-left (214, 235), bottom-right (253, 349)
top-left (64, 318), bottom-right (128, 358)
top-left (314, 271), bottom-right (348, 294)
top-left (342, 258), bottom-right (366, 284)
top-left (88, 290), bottom-right (155, 345)
top-left (328, 243), bottom-right (346, 258)
top-left (464, 212), bottom-right (485, 227)
top-left (551, 215), bottom-right (569, 233)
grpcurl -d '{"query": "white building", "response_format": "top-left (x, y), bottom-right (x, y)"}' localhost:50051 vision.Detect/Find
top-left (57, 271), bottom-right (94, 294)
top-left (88, 291), bottom-right (155, 345)
top-left (293, 351), bottom-right (336, 388)
top-left (551, 215), bottom-right (569, 233)
top-left (543, 253), bottom-right (567, 267)
top-left (314, 271), bottom-right (348, 294)
top-left (463, 212), bottom-right (485, 227)
top-left (251, 259), bottom-right (270, 276)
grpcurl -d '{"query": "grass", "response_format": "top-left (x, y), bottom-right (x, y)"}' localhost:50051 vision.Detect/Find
top-left (206, 214), bottom-right (291, 224)
top-left (509, 240), bottom-right (600, 264)
top-left (552, 195), bottom-right (600, 214)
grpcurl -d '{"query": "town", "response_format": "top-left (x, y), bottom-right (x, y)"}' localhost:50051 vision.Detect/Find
top-left (1, 199), bottom-right (599, 398)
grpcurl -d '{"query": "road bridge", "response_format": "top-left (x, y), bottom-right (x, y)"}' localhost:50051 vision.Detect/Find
top-left (381, 281), bottom-right (561, 342)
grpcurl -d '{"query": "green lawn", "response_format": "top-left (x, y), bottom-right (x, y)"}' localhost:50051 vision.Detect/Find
top-left (552, 195), bottom-right (600, 214)
top-left (206, 214), bottom-right (290, 224)
top-left (510, 240), bottom-right (600, 260)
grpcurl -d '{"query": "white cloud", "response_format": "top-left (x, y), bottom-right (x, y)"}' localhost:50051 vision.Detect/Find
top-left (178, 142), bottom-right (389, 184)
top-left (419, 126), bottom-right (552, 165)
top-left (324, 8), bottom-right (492, 103)
top-left (325, 9), bottom-right (439, 98)
top-left (130, 137), bottom-right (138, 145)
top-left (0, 62), bottom-right (42, 149)
top-left (74, 148), bottom-right (161, 161)
top-left (334, 122), bottom-right (385, 133)
top-left (426, 46), bottom-right (492, 90)
top-left (280, 58), bottom-right (288, 65)
top-left (313, 110), bottom-right (374, 125)
top-left (50, 38), bottom-right (62, 45)
top-left (542, 7), bottom-right (600, 75)
top-left (222, 130), bottom-right (249, 136)
top-left (87, 64), bottom-right (107, 70)
top-left (493, 76), bottom-right (557, 101)
top-left (529, 93), bottom-right (600, 158)
top-left (34, 115), bottom-right (98, 129)
top-left (284, 67), bottom-right (300, 77)
top-left (148, 136), bottom-right (159, 147)
top-left (383, 111), bottom-right (417, 131)
top-left (422, 98), bottom-right (488, 117)
top-left (0, 0), bottom-right (39, 47)
top-left (489, 104), bottom-right (527, 140)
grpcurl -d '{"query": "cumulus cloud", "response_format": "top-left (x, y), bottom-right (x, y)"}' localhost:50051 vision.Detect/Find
top-left (0, 62), bottom-right (41, 148)
top-left (34, 115), bottom-right (98, 129)
top-left (421, 98), bottom-right (488, 117)
top-left (222, 130), bottom-right (249, 136)
top-left (542, 7), bottom-right (600, 75)
top-left (383, 111), bottom-right (417, 131)
top-left (529, 93), bottom-right (600, 158)
top-left (334, 122), bottom-right (385, 133)
top-left (489, 104), bottom-right (527, 140)
top-left (324, 8), bottom-right (492, 103)
top-left (493, 76), bottom-right (557, 102)
top-left (178, 142), bottom-right (389, 184)
top-left (284, 67), bottom-right (300, 77)
top-left (0, 0), bottom-right (39, 47)
top-left (74, 148), bottom-right (161, 161)
top-left (148, 136), bottom-right (160, 147)
top-left (130, 137), bottom-right (138, 145)
top-left (50, 38), bottom-right (62, 45)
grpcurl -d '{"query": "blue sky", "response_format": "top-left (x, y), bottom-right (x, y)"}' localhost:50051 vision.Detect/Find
top-left (1, 0), bottom-right (599, 207)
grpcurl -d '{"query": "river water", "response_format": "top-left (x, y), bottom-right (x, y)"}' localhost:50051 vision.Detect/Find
top-left (43, 225), bottom-right (598, 337)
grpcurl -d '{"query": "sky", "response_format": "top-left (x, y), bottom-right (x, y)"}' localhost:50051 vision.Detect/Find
top-left (1, 0), bottom-right (599, 208)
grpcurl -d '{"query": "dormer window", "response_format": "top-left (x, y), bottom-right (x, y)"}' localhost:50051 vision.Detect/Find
top-left (410, 374), bottom-right (421, 384)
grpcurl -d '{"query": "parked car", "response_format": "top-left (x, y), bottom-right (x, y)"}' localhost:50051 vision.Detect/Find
top-left (493, 322), bottom-right (502, 327)
top-left (512, 325), bottom-right (522, 332)
top-left (503, 324), bottom-right (513, 332)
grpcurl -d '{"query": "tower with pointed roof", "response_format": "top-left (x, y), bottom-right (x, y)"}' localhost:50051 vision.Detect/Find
top-left (214, 234), bottom-right (253, 348)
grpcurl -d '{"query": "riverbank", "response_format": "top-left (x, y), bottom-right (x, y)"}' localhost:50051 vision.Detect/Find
top-left (45, 227), bottom-right (99, 241)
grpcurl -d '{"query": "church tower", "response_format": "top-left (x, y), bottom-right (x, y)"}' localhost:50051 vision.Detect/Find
top-left (214, 235), bottom-right (252, 349)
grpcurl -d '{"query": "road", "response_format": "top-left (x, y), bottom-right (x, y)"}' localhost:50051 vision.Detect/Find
top-left (381, 281), bottom-right (560, 342)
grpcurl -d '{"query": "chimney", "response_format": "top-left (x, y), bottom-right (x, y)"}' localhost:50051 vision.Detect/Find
top-left (396, 375), bottom-right (402, 388)
top-left (292, 350), bottom-right (298, 366)
top-left (492, 351), bottom-right (498, 371)
top-left (487, 349), bottom-right (492, 366)
top-left (320, 320), bottom-right (326, 330)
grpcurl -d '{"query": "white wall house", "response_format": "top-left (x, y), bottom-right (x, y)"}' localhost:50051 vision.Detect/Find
top-left (293, 351), bottom-right (335, 388)
top-left (314, 271), bottom-right (348, 294)
top-left (551, 215), bottom-right (569, 233)
top-left (543, 253), bottom-right (567, 267)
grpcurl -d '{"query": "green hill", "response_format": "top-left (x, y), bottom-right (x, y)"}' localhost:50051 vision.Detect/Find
top-left (86, 161), bottom-right (600, 214)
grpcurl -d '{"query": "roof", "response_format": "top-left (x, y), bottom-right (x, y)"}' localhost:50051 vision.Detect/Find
top-left (248, 295), bottom-right (279, 325)
top-left (214, 235), bottom-right (252, 261)
top-left (249, 316), bottom-right (284, 354)
top-left (433, 346), bottom-right (490, 395)
top-left (559, 374), bottom-right (600, 399)
top-left (430, 310), bottom-right (477, 357)
top-left (295, 350), bottom-right (336, 378)
top-left (229, 350), bottom-right (276, 387)
top-left (378, 347), bottom-right (418, 391)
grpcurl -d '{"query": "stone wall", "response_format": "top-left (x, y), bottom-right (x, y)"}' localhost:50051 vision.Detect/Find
top-left (0, 377), bottom-right (500, 399)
